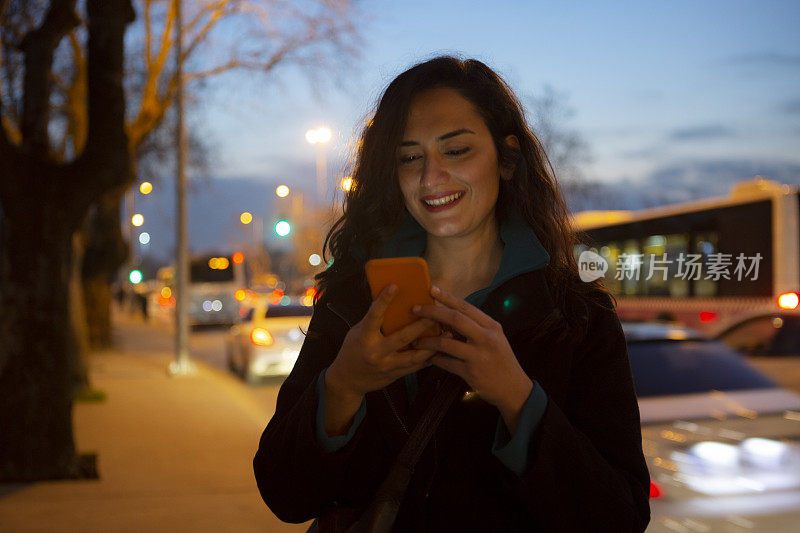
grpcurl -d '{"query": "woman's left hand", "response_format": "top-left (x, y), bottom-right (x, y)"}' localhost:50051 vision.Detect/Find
top-left (412, 285), bottom-right (533, 416)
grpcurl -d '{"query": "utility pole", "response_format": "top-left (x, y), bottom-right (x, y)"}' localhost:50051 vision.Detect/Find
top-left (169, 0), bottom-right (195, 376)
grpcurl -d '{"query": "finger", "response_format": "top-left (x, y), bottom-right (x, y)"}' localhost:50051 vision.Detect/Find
top-left (430, 353), bottom-right (468, 379)
top-left (431, 285), bottom-right (496, 329)
top-left (382, 317), bottom-right (438, 353)
top-left (362, 284), bottom-right (397, 330)
top-left (391, 359), bottom-right (433, 379)
top-left (412, 335), bottom-right (474, 361)
top-left (413, 303), bottom-right (482, 342)
top-left (389, 348), bottom-right (436, 368)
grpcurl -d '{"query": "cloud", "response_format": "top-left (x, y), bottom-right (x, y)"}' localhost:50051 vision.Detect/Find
top-left (619, 146), bottom-right (662, 160)
top-left (668, 124), bottom-right (735, 141)
top-left (580, 159), bottom-right (800, 212)
top-left (722, 52), bottom-right (800, 67)
top-left (777, 98), bottom-right (800, 115)
top-left (620, 124), bottom-right (735, 160)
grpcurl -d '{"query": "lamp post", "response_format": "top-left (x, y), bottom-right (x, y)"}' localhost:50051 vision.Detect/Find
top-left (305, 127), bottom-right (332, 203)
top-left (170, 0), bottom-right (196, 376)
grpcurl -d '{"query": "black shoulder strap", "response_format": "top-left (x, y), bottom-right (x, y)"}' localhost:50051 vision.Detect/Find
top-left (347, 373), bottom-right (465, 532)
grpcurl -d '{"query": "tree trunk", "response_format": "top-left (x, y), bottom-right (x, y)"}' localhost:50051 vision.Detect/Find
top-left (81, 190), bottom-right (128, 350)
top-left (0, 0), bottom-right (134, 481)
top-left (69, 225), bottom-right (90, 390)
top-left (0, 194), bottom-right (80, 480)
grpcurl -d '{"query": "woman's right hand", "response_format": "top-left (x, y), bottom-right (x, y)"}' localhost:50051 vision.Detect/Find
top-left (325, 284), bottom-right (438, 399)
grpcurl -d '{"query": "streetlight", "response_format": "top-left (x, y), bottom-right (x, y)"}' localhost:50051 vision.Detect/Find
top-left (305, 127), bottom-right (332, 202)
top-left (140, 182), bottom-right (153, 195)
top-left (240, 211), bottom-right (253, 225)
top-left (131, 213), bottom-right (144, 226)
top-left (276, 185), bottom-right (290, 198)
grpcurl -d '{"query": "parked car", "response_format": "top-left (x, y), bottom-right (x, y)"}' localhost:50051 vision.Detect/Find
top-left (225, 299), bottom-right (312, 383)
top-left (714, 313), bottom-right (800, 357)
top-left (622, 322), bottom-right (800, 532)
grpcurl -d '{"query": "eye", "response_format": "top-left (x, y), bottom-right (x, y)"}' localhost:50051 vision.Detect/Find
top-left (446, 147), bottom-right (470, 156)
top-left (398, 154), bottom-right (422, 165)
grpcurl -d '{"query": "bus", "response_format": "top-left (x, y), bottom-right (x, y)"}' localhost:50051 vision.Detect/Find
top-left (572, 176), bottom-right (800, 335)
top-left (156, 253), bottom-right (248, 326)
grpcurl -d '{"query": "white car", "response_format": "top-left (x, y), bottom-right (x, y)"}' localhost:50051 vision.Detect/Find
top-left (622, 322), bottom-right (800, 532)
top-left (225, 300), bottom-right (312, 383)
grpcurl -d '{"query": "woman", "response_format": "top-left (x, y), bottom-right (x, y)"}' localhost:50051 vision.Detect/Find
top-left (254, 56), bottom-right (651, 532)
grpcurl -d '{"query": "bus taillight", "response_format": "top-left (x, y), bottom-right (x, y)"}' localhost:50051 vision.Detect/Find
top-left (699, 311), bottom-right (718, 323)
top-left (778, 292), bottom-right (799, 310)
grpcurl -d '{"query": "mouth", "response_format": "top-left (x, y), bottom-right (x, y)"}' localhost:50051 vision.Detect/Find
top-left (421, 191), bottom-right (465, 211)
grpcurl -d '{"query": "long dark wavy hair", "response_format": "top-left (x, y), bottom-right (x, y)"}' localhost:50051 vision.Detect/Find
top-left (317, 56), bottom-right (613, 329)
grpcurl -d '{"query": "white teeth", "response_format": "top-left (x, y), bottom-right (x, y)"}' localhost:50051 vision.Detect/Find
top-left (424, 192), bottom-right (463, 206)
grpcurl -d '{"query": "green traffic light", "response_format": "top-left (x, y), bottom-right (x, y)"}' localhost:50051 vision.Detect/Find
top-left (275, 220), bottom-right (291, 237)
top-left (129, 270), bottom-right (143, 284)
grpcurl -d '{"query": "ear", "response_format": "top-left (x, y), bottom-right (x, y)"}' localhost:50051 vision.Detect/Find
top-left (500, 134), bottom-right (520, 181)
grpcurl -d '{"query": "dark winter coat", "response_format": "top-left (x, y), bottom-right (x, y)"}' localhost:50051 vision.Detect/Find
top-left (253, 264), bottom-right (651, 532)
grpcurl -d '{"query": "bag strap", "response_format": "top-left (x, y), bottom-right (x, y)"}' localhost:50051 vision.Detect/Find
top-left (347, 373), bottom-right (465, 532)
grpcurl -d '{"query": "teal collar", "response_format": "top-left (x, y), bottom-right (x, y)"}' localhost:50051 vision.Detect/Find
top-left (381, 211), bottom-right (550, 307)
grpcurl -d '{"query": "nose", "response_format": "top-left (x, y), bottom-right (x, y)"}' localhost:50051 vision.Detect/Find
top-left (421, 152), bottom-right (448, 188)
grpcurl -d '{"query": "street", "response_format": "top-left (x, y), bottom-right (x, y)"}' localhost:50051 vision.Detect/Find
top-left (124, 309), bottom-right (285, 409)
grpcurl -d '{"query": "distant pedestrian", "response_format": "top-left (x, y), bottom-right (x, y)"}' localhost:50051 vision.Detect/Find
top-left (254, 56), bottom-right (650, 532)
top-left (136, 292), bottom-right (148, 321)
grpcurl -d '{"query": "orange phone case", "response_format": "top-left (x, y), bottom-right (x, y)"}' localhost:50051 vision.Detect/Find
top-left (365, 257), bottom-right (440, 338)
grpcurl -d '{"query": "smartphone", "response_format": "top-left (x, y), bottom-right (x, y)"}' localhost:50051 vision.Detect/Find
top-left (365, 257), bottom-right (440, 338)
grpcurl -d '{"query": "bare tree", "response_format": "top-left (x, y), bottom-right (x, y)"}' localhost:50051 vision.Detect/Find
top-left (527, 85), bottom-right (607, 213)
top-left (88, 0), bottom-right (360, 349)
top-left (0, 0), bottom-right (135, 481)
top-left (3, 1), bottom-right (360, 351)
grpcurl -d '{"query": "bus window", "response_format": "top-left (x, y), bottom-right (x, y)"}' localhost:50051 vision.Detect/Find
top-left (665, 234), bottom-right (690, 297)
top-left (191, 257), bottom-right (235, 284)
top-left (601, 242), bottom-right (622, 293)
top-left (694, 231), bottom-right (719, 297)
top-left (621, 239), bottom-right (642, 296)
top-left (643, 235), bottom-right (669, 296)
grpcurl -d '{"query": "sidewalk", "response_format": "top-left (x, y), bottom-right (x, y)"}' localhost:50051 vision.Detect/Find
top-left (0, 313), bottom-right (310, 532)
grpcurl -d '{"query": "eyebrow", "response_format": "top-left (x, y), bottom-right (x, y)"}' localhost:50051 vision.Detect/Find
top-left (399, 128), bottom-right (476, 147)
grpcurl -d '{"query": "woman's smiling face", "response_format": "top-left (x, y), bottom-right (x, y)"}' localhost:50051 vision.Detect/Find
top-left (397, 87), bottom-right (504, 242)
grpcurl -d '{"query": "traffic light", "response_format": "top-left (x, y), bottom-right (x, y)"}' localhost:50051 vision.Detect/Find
top-left (129, 269), bottom-right (143, 284)
top-left (275, 219), bottom-right (291, 237)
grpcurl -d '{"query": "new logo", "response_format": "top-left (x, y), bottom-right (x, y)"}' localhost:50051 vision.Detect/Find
top-left (578, 250), bottom-right (608, 282)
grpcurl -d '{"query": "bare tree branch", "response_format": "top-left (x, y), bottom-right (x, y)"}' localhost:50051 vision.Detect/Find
top-left (183, 48), bottom-right (290, 81)
top-left (143, 0), bottom-right (152, 67)
top-left (182, 0), bottom-right (235, 61)
top-left (19, 0), bottom-right (79, 156)
top-left (149, 0), bottom-right (174, 93)
top-left (0, 0), bottom-right (11, 154)
top-left (0, 0), bottom-right (9, 75)
top-left (62, 29), bottom-right (86, 156)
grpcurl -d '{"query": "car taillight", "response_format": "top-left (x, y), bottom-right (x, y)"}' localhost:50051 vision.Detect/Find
top-left (778, 292), bottom-right (799, 310)
top-left (234, 289), bottom-right (246, 302)
top-left (649, 479), bottom-right (664, 499)
top-left (250, 328), bottom-right (274, 346)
